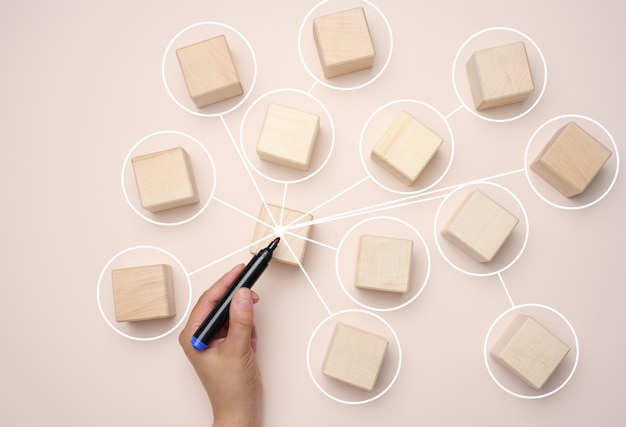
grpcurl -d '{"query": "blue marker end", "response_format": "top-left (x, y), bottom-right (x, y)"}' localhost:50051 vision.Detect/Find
top-left (191, 336), bottom-right (208, 351)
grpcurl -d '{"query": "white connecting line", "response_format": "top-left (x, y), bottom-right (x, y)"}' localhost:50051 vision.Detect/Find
top-left (284, 230), bottom-right (338, 252)
top-left (197, 116), bottom-right (526, 315)
top-left (220, 115), bottom-right (278, 228)
top-left (285, 176), bottom-right (370, 228)
top-left (284, 168), bottom-right (526, 231)
top-left (444, 105), bottom-right (464, 120)
top-left (292, 193), bottom-right (448, 230)
top-left (497, 272), bottom-right (516, 308)
top-left (279, 182), bottom-right (288, 225)
top-left (281, 234), bottom-right (333, 315)
top-left (213, 196), bottom-right (274, 230)
top-left (445, 104), bottom-right (465, 120)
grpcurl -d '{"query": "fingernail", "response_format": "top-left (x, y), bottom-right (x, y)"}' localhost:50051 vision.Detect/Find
top-left (236, 288), bottom-right (253, 309)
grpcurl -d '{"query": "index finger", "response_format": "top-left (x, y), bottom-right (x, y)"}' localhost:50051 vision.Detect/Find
top-left (180, 264), bottom-right (245, 341)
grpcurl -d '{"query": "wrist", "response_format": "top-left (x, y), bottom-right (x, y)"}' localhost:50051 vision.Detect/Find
top-left (213, 412), bottom-right (260, 427)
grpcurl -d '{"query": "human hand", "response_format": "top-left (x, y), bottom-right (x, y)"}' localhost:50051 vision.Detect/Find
top-left (179, 264), bottom-right (262, 427)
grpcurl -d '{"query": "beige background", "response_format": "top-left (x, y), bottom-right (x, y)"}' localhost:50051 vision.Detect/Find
top-left (1, 0), bottom-right (624, 425)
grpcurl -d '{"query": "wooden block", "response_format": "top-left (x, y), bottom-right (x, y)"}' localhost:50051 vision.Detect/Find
top-left (530, 121), bottom-right (612, 197)
top-left (322, 322), bottom-right (388, 391)
top-left (256, 103), bottom-right (320, 171)
top-left (111, 264), bottom-right (175, 322)
top-left (490, 314), bottom-right (570, 390)
top-left (176, 35), bottom-right (243, 108)
top-left (250, 204), bottom-right (313, 266)
top-left (442, 190), bottom-right (519, 263)
top-left (371, 110), bottom-right (443, 185)
top-left (354, 235), bottom-right (412, 293)
top-left (465, 41), bottom-right (535, 111)
top-left (131, 147), bottom-right (199, 213)
top-left (313, 7), bottom-right (375, 79)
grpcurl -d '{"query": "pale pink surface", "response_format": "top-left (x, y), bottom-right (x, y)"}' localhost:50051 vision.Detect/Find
top-left (0, 1), bottom-right (624, 426)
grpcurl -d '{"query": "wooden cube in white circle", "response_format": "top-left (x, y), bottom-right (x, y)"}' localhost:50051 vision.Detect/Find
top-left (465, 41), bottom-right (535, 111)
top-left (490, 314), bottom-right (570, 390)
top-left (354, 234), bottom-right (413, 293)
top-left (441, 190), bottom-right (518, 263)
top-left (530, 121), bottom-right (612, 197)
top-left (131, 147), bottom-right (199, 213)
top-left (256, 103), bottom-right (320, 171)
top-left (371, 110), bottom-right (443, 186)
top-left (111, 264), bottom-right (176, 322)
top-left (175, 35), bottom-right (243, 108)
top-left (313, 7), bottom-right (376, 79)
top-left (322, 322), bottom-right (388, 391)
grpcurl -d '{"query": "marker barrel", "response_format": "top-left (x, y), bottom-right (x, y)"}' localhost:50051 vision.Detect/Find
top-left (191, 238), bottom-right (279, 350)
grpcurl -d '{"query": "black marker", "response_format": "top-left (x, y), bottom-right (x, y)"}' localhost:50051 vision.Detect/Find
top-left (191, 237), bottom-right (280, 351)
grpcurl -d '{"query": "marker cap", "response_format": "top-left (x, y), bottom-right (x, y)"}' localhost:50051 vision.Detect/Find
top-left (191, 336), bottom-right (208, 351)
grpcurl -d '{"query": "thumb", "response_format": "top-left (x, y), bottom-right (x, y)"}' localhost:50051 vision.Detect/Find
top-left (225, 288), bottom-right (255, 354)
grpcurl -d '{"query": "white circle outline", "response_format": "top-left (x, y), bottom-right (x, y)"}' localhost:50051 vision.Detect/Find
top-left (297, 0), bottom-right (393, 91)
top-left (121, 130), bottom-right (217, 227)
top-left (483, 303), bottom-right (580, 399)
top-left (335, 216), bottom-right (431, 311)
top-left (161, 21), bottom-right (258, 117)
top-left (433, 181), bottom-right (530, 277)
top-left (524, 114), bottom-right (620, 210)
top-left (359, 99), bottom-right (455, 195)
top-left (239, 88), bottom-right (336, 184)
top-left (96, 245), bottom-right (193, 342)
top-left (452, 26), bottom-right (548, 123)
top-left (306, 309), bottom-right (402, 404)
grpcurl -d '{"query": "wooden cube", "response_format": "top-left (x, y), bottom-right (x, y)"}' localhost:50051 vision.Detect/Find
top-left (530, 122), bottom-right (612, 197)
top-left (371, 110), bottom-right (443, 186)
top-left (250, 204), bottom-right (313, 266)
top-left (490, 314), bottom-right (570, 390)
top-left (131, 147), bottom-right (199, 213)
top-left (354, 235), bottom-right (412, 293)
top-left (322, 322), bottom-right (388, 391)
top-left (441, 191), bottom-right (519, 263)
top-left (111, 264), bottom-right (176, 322)
top-left (313, 7), bottom-right (375, 79)
top-left (176, 35), bottom-right (243, 108)
top-left (256, 103), bottom-right (320, 171)
top-left (465, 41), bottom-right (535, 111)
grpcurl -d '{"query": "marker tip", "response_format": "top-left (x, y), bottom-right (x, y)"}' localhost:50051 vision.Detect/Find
top-left (268, 237), bottom-right (280, 250)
